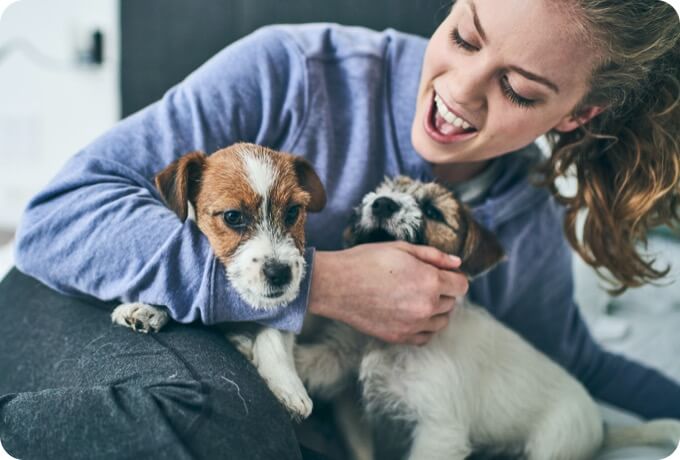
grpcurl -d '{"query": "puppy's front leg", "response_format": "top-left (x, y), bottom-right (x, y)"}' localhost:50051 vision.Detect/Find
top-left (407, 422), bottom-right (471, 460)
top-left (295, 321), bottom-right (366, 399)
top-left (252, 327), bottom-right (313, 420)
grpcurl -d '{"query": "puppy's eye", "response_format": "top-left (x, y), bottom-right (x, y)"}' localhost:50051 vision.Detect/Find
top-left (285, 205), bottom-right (301, 226)
top-left (423, 202), bottom-right (445, 222)
top-left (223, 210), bottom-right (246, 229)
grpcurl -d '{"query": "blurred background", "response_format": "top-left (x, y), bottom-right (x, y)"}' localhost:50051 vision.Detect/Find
top-left (0, 0), bottom-right (449, 234)
top-left (0, 0), bottom-right (678, 390)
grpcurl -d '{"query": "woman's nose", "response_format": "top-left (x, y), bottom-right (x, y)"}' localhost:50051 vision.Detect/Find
top-left (444, 62), bottom-right (490, 111)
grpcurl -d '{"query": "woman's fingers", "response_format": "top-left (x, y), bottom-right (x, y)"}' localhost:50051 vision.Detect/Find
top-left (406, 332), bottom-right (435, 346)
top-left (424, 310), bottom-right (451, 333)
top-left (433, 294), bottom-right (457, 315)
top-left (438, 270), bottom-right (469, 298)
top-left (395, 241), bottom-right (461, 270)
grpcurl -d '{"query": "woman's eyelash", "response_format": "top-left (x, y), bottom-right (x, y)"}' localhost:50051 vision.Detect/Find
top-left (501, 76), bottom-right (536, 108)
top-left (451, 28), bottom-right (478, 52)
top-left (451, 26), bottom-right (536, 109)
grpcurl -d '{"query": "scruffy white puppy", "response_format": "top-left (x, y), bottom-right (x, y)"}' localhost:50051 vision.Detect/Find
top-left (111, 143), bottom-right (326, 419)
top-left (295, 176), bottom-right (680, 460)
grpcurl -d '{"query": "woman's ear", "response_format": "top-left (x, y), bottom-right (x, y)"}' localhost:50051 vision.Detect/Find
top-left (553, 105), bottom-right (605, 133)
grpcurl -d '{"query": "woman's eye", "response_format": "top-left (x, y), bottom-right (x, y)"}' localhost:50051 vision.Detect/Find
top-left (223, 210), bottom-right (246, 229)
top-left (423, 203), bottom-right (445, 222)
top-left (451, 28), bottom-right (478, 52)
top-left (500, 76), bottom-right (536, 108)
top-left (285, 205), bottom-right (301, 226)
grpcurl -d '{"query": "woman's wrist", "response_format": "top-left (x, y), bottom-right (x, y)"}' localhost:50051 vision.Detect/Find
top-left (308, 250), bottom-right (341, 320)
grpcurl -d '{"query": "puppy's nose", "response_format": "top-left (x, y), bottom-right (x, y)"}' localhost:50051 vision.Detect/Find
top-left (371, 197), bottom-right (400, 219)
top-left (263, 260), bottom-right (292, 288)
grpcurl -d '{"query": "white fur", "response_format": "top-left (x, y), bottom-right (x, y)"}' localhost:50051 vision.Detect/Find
top-left (227, 226), bottom-right (305, 310)
top-left (186, 201), bottom-right (197, 222)
top-left (240, 149), bottom-right (277, 203)
top-left (359, 302), bottom-right (604, 460)
top-left (252, 328), bottom-right (312, 419)
top-left (359, 190), bottom-right (422, 242)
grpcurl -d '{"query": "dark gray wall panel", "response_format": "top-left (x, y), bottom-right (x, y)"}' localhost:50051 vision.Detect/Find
top-left (121, 0), bottom-right (450, 116)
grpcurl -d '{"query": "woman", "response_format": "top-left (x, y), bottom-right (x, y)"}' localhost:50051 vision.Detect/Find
top-left (2, 0), bottom-right (678, 458)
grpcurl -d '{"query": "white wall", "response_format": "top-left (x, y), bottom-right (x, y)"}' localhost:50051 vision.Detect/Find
top-left (0, 0), bottom-right (120, 229)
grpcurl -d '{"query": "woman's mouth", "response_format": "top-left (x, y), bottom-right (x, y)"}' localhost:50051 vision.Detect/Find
top-left (424, 92), bottom-right (478, 144)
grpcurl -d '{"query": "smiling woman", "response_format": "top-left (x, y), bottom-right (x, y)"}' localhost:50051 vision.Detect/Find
top-left (413, 0), bottom-right (605, 171)
top-left (416, 0), bottom-right (680, 295)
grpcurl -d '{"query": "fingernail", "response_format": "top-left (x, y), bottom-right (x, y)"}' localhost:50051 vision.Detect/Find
top-left (449, 255), bottom-right (461, 263)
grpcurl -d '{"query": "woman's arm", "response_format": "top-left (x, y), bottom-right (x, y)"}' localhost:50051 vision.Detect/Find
top-left (475, 213), bottom-right (680, 418)
top-left (14, 26), bottom-right (312, 330)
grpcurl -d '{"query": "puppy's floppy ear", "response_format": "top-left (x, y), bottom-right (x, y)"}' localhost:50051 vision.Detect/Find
top-left (341, 207), bottom-right (361, 248)
top-left (457, 208), bottom-right (506, 278)
top-left (154, 151), bottom-right (206, 221)
top-left (293, 157), bottom-right (326, 212)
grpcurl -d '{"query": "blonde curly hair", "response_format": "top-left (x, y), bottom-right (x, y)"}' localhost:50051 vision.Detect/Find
top-left (540, 0), bottom-right (679, 293)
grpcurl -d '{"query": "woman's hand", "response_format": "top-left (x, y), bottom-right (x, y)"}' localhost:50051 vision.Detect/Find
top-left (308, 242), bottom-right (468, 345)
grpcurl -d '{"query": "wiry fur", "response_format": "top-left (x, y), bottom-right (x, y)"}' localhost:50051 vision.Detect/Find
top-left (112, 143), bottom-right (326, 419)
top-left (295, 176), bottom-right (680, 460)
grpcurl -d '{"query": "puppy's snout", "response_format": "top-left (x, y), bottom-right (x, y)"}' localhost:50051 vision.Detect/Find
top-left (263, 260), bottom-right (293, 288)
top-left (371, 197), bottom-right (400, 219)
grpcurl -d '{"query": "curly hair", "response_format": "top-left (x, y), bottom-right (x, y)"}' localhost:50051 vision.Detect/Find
top-left (539, 0), bottom-right (680, 293)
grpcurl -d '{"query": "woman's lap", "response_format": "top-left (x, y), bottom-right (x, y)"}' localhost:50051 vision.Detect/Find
top-left (0, 268), bottom-right (302, 460)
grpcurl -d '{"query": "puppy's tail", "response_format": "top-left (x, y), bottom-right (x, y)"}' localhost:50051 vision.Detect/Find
top-left (603, 419), bottom-right (680, 451)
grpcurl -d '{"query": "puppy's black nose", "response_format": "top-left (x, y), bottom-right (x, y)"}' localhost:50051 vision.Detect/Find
top-left (263, 261), bottom-right (292, 288)
top-left (371, 197), bottom-right (400, 219)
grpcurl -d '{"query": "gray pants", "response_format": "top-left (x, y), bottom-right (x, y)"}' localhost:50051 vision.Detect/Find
top-left (0, 268), bottom-right (311, 460)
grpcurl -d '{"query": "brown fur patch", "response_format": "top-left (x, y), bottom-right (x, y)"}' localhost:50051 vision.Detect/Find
top-left (156, 143), bottom-right (325, 267)
top-left (420, 182), bottom-right (463, 254)
top-left (155, 151), bottom-right (207, 220)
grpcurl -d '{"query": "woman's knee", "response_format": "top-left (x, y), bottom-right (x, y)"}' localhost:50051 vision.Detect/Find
top-left (0, 374), bottom-right (301, 460)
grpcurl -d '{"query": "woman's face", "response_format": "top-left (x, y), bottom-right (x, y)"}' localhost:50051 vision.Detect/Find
top-left (412, 0), bottom-right (601, 165)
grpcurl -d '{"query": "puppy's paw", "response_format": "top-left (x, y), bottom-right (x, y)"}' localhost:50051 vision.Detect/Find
top-left (226, 333), bottom-right (255, 362)
top-left (267, 377), bottom-right (313, 421)
top-left (111, 303), bottom-right (169, 333)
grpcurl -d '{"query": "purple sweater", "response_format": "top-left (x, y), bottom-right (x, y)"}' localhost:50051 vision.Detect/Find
top-left (14, 24), bottom-right (680, 417)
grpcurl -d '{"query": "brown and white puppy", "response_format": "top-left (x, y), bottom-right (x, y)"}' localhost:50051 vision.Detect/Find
top-left (112, 142), bottom-right (326, 419)
top-left (294, 176), bottom-right (680, 460)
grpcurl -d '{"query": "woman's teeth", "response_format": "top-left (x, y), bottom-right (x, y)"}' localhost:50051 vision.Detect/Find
top-left (434, 94), bottom-right (473, 130)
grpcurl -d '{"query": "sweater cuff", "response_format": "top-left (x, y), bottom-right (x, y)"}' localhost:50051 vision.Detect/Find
top-left (208, 247), bottom-right (315, 333)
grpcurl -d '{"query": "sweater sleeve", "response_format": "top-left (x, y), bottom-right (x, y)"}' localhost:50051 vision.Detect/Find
top-left (471, 201), bottom-right (680, 419)
top-left (14, 26), bottom-right (312, 332)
